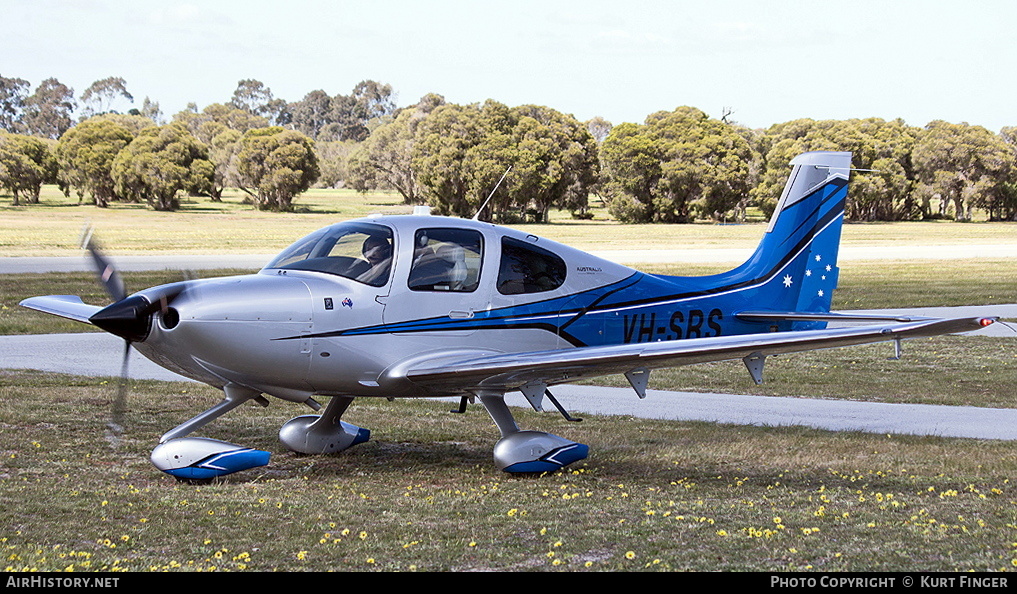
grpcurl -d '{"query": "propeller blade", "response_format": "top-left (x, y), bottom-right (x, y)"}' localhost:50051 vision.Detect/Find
top-left (81, 225), bottom-right (127, 303)
top-left (107, 339), bottom-right (131, 444)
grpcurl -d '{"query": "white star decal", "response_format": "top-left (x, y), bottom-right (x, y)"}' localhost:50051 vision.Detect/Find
top-left (805, 269), bottom-right (812, 277)
top-left (818, 289), bottom-right (824, 297)
top-left (783, 275), bottom-right (793, 288)
top-left (815, 255), bottom-right (822, 262)
top-left (826, 264), bottom-right (832, 272)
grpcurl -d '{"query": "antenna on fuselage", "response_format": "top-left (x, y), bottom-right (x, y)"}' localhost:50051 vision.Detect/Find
top-left (472, 166), bottom-right (512, 221)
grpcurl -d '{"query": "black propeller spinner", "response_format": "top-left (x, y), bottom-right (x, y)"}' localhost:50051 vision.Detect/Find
top-left (82, 227), bottom-right (184, 342)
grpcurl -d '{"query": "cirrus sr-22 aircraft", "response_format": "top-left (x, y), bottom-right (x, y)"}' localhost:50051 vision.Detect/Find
top-left (21, 151), bottom-right (997, 480)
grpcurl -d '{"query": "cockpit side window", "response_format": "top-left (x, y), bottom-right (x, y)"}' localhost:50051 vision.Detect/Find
top-left (408, 228), bottom-right (483, 292)
top-left (497, 237), bottom-right (567, 295)
top-left (264, 222), bottom-right (394, 287)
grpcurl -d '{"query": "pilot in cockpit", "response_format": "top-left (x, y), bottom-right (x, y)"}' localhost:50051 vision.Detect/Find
top-left (356, 234), bottom-right (393, 285)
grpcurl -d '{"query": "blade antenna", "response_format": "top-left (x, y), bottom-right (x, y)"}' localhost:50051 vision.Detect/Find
top-left (472, 166), bottom-right (512, 221)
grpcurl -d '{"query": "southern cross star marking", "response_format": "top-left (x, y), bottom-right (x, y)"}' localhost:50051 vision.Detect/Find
top-left (783, 275), bottom-right (793, 288)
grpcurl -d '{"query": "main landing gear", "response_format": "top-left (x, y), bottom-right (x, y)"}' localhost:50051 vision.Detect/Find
top-left (149, 382), bottom-right (585, 479)
top-left (278, 395), bottom-right (371, 454)
top-left (474, 391), bottom-right (588, 473)
top-left (275, 389), bottom-right (587, 474)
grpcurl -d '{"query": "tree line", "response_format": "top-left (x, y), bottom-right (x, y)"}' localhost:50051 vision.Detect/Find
top-left (2, 74), bottom-right (1016, 222)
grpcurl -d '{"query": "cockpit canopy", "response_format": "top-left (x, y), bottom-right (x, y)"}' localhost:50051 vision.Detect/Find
top-left (264, 217), bottom-right (574, 294)
top-left (264, 221), bottom-right (394, 287)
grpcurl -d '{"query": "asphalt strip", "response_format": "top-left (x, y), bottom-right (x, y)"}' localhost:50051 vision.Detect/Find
top-left (1, 332), bottom-right (1014, 441)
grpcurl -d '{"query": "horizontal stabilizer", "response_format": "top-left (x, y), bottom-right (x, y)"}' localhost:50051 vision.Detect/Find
top-left (19, 295), bottom-right (101, 324)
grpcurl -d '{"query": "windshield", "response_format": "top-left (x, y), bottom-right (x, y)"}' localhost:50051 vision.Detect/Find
top-left (263, 222), bottom-right (394, 287)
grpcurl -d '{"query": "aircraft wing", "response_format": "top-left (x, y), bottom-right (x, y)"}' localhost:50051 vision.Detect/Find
top-left (20, 295), bottom-right (102, 324)
top-left (400, 316), bottom-right (995, 395)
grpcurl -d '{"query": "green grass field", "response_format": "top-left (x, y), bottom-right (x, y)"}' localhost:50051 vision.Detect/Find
top-left (2, 185), bottom-right (1016, 256)
top-left (1, 371), bottom-right (1015, 572)
top-left (0, 185), bottom-right (1015, 572)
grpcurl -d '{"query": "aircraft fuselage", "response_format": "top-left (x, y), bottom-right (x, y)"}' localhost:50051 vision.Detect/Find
top-left (130, 214), bottom-right (780, 404)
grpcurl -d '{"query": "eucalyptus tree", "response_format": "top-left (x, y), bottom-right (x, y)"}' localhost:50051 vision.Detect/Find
top-left (600, 106), bottom-right (755, 223)
top-left (230, 79), bottom-right (289, 126)
top-left (20, 78), bottom-right (76, 139)
top-left (235, 126), bottom-right (319, 211)
top-left (346, 93), bottom-right (446, 202)
top-left (586, 116), bottom-right (612, 143)
top-left (0, 75), bottom-right (30, 132)
top-left (410, 100), bottom-right (599, 222)
top-left (411, 101), bottom-right (508, 219)
top-left (753, 118), bottom-right (921, 221)
top-left (319, 80), bottom-right (398, 142)
top-left (993, 126), bottom-right (1017, 221)
top-left (289, 90), bottom-right (334, 139)
top-left (0, 132), bottom-right (55, 204)
top-left (54, 117), bottom-right (136, 207)
top-left (173, 103), bottom-right (269, 200)
top-left (138, 97), bottom-right (164, 125)
top-left (507, 104), bottom-right (599, 221)
top-left (110, 123), bottom-right (214, 211)
top-left (314, 139), bottom-right (358, 189)
top-left (912, 120), bottom-right (1014, 221)
top-left (80, 77), bottom-right (133, 118)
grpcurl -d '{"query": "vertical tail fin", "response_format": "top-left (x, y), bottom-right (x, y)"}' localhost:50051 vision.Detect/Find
top-left (728, 151), bottom-right (852, 327)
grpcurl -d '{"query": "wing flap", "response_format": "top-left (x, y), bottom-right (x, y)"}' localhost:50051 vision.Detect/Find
top-left (20, 295), bottom-right (101, 324)
top-left (737, 310), bottom-right (933, 323)
top-left (402, 317), bottom-right (995, 393)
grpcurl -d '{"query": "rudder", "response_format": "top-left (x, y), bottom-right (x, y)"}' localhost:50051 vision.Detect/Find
top-left (733, 151), bottom-right (852, 328)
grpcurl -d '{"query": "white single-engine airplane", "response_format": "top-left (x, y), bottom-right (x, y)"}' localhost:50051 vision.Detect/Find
top-left (21, 152), bottom-right (997, 479)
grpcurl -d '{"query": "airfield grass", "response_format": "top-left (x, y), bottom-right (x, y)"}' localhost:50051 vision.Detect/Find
top-left (1, 370), bottom-right (1015, 572)
top-left (1, 185), bottom-right (1016, 256)
top-left (1, 186), bottom-right (1016, 572)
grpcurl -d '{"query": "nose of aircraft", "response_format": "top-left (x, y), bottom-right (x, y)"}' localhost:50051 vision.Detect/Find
top-left (89, 295), bottom-right (154, 342)
top-left (88, 286), bottom-right (186, 342)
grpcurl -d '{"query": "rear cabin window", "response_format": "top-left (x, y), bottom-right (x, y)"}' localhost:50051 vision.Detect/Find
top-left (497, 237), bottom-right (567, 295)
top-left (408, 228), bottom-right (484, 292)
